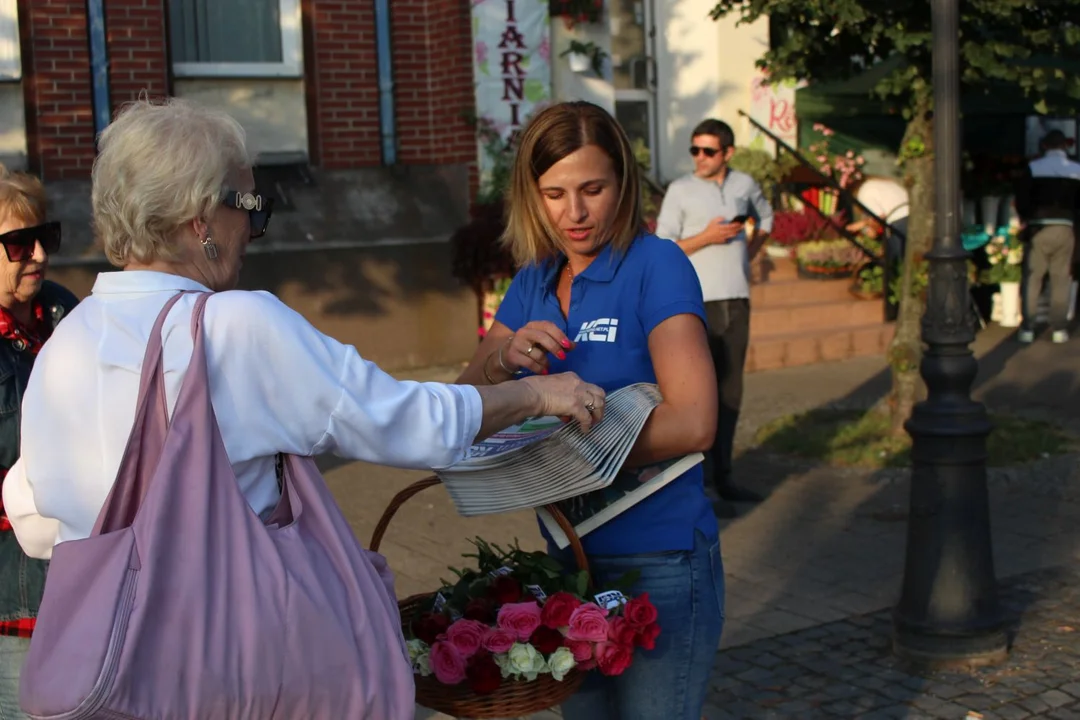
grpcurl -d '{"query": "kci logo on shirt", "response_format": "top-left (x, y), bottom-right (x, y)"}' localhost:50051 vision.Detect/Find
top-left (574, 318), bottom-right (619, 343)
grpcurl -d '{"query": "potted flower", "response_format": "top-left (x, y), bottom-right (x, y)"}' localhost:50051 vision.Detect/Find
top-left (980, 229), bottom-right (1025, 327)
top-left (560, 40), bottom-right (607, 76)
top-left (795, 239), bottom-right (865, 279)
top-left (550, 0), bottom-right (604, 28)
top-left (767, 207), bottom-right (847, 259)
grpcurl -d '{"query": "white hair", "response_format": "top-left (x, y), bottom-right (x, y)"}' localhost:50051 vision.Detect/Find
top-left (92, 96), bottom-right (251, 267)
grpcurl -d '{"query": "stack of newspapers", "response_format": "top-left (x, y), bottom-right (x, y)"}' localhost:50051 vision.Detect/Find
top-left (435, 383), bottom-right (702, 534)
top-left (435, 383), bottom-right (662, 516)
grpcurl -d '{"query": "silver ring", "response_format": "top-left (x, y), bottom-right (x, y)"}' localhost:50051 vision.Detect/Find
top-left (585, 401), bottom-right (596, 413)
top-left (526, 344), bottom-right (535, 356)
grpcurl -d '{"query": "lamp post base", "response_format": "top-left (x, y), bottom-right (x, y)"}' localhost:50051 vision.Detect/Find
top-left (893, 619), bottom-right (1008, 670)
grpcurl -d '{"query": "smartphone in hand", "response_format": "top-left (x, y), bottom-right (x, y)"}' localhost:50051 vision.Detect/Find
top-left (729, 214), bottom-right (750, 224)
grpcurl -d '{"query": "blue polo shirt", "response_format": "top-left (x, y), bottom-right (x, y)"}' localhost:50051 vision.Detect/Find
top-left (494, 233), bottom-right (719, 556)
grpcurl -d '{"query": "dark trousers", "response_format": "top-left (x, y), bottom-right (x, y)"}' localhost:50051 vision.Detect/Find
top-left (703, 299), bottom-right (750, 490)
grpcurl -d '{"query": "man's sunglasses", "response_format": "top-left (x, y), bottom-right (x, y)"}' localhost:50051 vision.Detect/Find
top-left (690, 146), bottom-right (726, 158)
top-left (222, 190), bottom-right (274, 239)
top-left (0, 221), bottom-right (61, 262)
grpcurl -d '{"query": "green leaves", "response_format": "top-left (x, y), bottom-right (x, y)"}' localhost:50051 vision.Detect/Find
top-left (710, 0), bottom-right (1080, 113)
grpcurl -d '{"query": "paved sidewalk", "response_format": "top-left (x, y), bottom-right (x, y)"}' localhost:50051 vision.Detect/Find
top-left (320, 323), bottom-right (1080, 718)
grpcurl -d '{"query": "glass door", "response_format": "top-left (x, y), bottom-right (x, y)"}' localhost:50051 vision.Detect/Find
top-left (610, 0), bottom-right (658, 178)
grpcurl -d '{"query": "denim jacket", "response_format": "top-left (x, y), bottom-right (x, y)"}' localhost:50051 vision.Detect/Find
top-left (0, 280), bottom-right (78, 622)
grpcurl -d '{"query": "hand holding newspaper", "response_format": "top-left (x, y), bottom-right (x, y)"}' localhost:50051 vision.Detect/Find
top-left (434, 383), bottom-right (703, 544)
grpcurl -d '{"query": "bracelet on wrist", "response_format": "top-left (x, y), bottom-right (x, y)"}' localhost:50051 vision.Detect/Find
top-left (482, 351), bottom-right (499, 385)
top-left (497, 342), bottom-right (522, 376)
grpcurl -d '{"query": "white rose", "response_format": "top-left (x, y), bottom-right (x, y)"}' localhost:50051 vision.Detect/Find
top-left (406, 638), bottom-right (427, 664)
top-left (415, 651), bottom-right (432, 677)
top-left (547, 646), bottom-right (576, 682)
top-left (508, 643), bottom-right (548, 681)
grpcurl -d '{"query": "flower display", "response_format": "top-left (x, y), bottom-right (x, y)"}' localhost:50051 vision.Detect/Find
top-left (550, 0), bottom-right (604, 28)
top-left (981, 229), bottom-right (1024, 285)
top-left (404, 538), bottom-right (659, 695)
top-left (808, 123), bottom-right (866, 189)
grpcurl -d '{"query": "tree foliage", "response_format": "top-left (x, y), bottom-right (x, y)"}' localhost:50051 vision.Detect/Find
top-left (710, 0), bottom-right (1080, 115)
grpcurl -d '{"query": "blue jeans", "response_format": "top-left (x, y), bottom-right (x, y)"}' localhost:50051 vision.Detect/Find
top-left (0, 635), bottom-right (29, 720)
top-left (559, 530), bottom-right (725, 720)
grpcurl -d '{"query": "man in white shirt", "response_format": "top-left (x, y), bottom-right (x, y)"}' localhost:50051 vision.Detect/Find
top-left (654, 119), bottom-right (774, 515)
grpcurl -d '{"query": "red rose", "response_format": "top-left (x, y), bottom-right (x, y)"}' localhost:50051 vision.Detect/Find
top-left (412, 612), bottom-right (451, 646)
top-left (564, 638), bottom-right (593, 663)
top-left (623, 593), bottom-right (659, 630)
top-left (541, 591), bottom-right (583, 629)
top-left (634, 622), bottom-right (661, 651)
top-left (488, 575), bottom-right (523, 605)
top-left (466, 650), bottom-right (502, 695)
top-left (595, 641), bottom-right (634, 676)
top-left (529, 625), bottom-right (564, 654)
top-left (464, 597), bottom-right (495, 623)
top-left (606, 617), bottom-right (637, 647)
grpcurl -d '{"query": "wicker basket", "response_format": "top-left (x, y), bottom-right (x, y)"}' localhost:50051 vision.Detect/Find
top-left (369, 475), bottom-right (590, 718)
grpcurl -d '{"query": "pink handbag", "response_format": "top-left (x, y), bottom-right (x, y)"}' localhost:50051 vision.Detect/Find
top-left (20, 292), bottom-right (415, 719)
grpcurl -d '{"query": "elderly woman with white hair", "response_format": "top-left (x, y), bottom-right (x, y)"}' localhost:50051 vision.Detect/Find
top-left (0, 98), bottom-right (605, 713)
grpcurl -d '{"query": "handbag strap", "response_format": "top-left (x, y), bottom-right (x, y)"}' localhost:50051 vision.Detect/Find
top-left (92, 290), bottom-right (200, 536)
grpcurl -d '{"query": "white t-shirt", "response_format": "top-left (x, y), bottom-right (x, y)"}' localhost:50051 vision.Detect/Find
top-left (4, 271), bottom-right (482, 558)
top-left (856, 177), bottom-right (909, 223)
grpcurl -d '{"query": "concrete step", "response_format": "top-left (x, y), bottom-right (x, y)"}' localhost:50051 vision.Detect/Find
top-left (750, 276), bottom-right (855, 307)
top-left (750, 297), bottom-right (886, 337)
top-left (746, 322), bottom-right (896, 373)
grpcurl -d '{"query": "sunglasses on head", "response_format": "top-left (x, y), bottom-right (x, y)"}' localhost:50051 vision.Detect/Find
top-left (690, 146), bottom-right (726, 158)
top-left (221, 190), bottom-right (274, 239)
top-left (0, 221), bottom-right (61, 262)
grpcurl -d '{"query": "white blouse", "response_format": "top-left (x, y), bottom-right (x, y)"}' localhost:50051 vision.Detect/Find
top-left (3, 271), bottom-right (482, 559)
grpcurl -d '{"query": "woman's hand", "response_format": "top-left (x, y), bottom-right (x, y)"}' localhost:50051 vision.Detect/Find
top-left (500, 321), bottom-right (574, 376)
top-left (522, 371), bottom-right (606, 430)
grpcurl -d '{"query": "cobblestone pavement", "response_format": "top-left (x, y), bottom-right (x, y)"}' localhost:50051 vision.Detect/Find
top-left (703, 565), bottom-right (1080, 719)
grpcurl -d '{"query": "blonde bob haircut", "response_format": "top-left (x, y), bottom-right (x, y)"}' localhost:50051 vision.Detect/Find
top-left (0, 165), bottom-right (47, 227)
top-left (92, 97), bottom-right (251, 267)
top-left (502, 101), bottom-right (642, 267)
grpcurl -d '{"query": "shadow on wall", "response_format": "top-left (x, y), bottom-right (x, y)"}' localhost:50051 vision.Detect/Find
top-left (655, 0), bottom-right (759, 183)
top-left (45, 163), bottom-right (482, 370)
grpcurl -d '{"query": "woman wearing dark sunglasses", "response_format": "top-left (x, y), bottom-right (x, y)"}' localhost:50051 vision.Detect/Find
top-left (0, 166), bottom-right (77, 718)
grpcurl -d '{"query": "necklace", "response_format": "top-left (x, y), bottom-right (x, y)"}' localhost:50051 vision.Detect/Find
top-left (566, 264), bottom-right (573, 280)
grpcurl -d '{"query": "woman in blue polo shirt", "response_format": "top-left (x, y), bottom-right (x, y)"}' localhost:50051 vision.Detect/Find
top-left (457, 101), bottom-right (722, 719)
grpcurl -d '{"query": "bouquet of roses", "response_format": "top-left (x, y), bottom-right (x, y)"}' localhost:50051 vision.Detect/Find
top-left (404, 538), bottom-right (659, 696)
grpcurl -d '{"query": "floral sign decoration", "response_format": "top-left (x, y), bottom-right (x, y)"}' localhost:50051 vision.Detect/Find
top-left (405, 538), bottom-right (659, 694)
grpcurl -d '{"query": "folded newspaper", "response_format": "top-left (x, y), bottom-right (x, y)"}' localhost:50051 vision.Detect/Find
top-left (435, 383), bottom-right (666, 517)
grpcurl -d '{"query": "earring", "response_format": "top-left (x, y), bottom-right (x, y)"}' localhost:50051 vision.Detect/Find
top-left (202, 234), bottom-right (218, 260)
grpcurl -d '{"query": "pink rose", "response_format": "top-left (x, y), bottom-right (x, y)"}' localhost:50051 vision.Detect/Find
top-left (445, 619), bottom-right (488, 659)
top-left (430, 640), bottom-right (467, 685)
top-left (606, 616), bottom-right (637, 647)
top-left (564, 638), bottom-right (593, 663)
top-left (566, 603), bottom-right (608, 643)
top-left (481, 626), bottom-right (516, 654)
top-left (595, 641), bottom-right (634, 676)
top-left (496, 601), bottom-right (542, 641)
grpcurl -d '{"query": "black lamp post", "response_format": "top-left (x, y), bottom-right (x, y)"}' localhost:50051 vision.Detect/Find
top-left (892, 0), bottom-right (1009, 667)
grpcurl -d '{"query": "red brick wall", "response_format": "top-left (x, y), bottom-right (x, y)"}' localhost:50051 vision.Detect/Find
top-left (303, 0), bottom-right (382, 168)
top-left (104, 0), bottom-right (170, 109)
top-left (18, 0), bottom-right (96, 180)
top-left (391, 0), bottom-right (476, 166)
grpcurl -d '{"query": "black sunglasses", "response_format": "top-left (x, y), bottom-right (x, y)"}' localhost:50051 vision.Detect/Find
top-left (0, 221), bottom-right (61, 262)
top-left (221, 190), bottom-right (274, 239)
top-left (690, 146), bottom-right (726, 158)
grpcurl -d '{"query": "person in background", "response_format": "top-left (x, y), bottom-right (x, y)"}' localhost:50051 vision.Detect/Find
top-left (0, 166), bottom-right (78, 718)
top-left (1013, 129), bottom-right (1080, 344)
top-left (846, 174), bottom-right (909, 265)
top-left (654, 119), bottom-right (774, 517)
top-left (456, 101), bottom-right (721, 720)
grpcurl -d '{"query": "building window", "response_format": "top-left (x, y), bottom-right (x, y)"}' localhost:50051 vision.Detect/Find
top-left (0, 0), bottom-right (22, 81)
top-left (169, 0), bottom-right (302, 78)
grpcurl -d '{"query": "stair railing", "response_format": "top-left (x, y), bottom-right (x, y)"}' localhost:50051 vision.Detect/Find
top-left (738, 110), bottom-right (899, 322)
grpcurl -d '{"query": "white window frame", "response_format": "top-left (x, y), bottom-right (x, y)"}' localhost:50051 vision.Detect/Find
top-left (0, 0), bottom-right (22, 81)
top-left (172, 0), bottom-right (302, 78)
